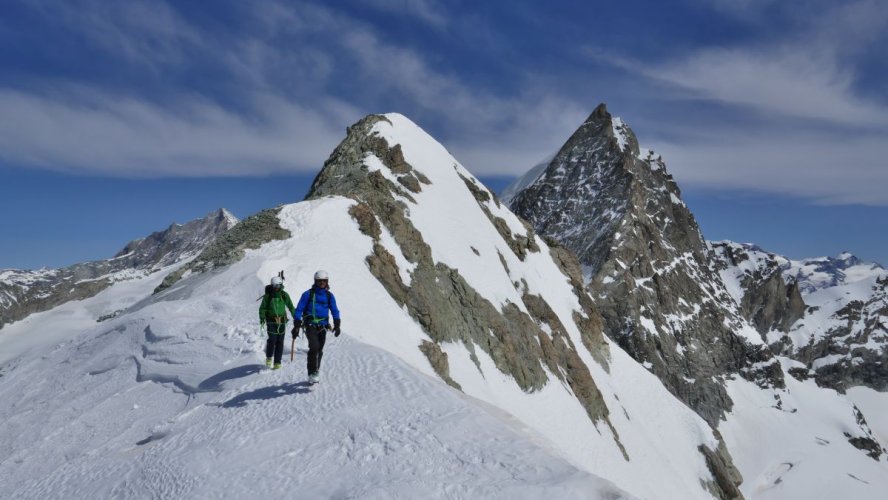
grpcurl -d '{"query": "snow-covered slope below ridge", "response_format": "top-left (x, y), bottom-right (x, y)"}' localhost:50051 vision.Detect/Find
top-left (0, 204), bottom-right (628, 499)
top-left (3, 113), bottom-right (731, 500)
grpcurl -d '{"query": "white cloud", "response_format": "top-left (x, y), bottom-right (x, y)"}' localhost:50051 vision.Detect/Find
top-left (591, 0), bottom-right (888, 205)
top-left (0, 88), bottom-right (359, 177)
top-left (648, 131), bottom-right (888, 205)
top-left (29, 0), bottom-right (203, 70)
top-left (364, 0), bottom-right (449, 29)
top-left (601, 43), bottom-right (888, 128)
top-left (0, 0), bottom-right (589, 179)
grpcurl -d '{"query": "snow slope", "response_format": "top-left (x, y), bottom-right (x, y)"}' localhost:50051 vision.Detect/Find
top-left (0, 190), bottom-right (718, 499)
top-left (0, 261), bottom-right (185, 366)
top-left (357, 115), bottom-right (727, 499)
top-left (721, 357), bottom-right (888, 499)
top-left (0, 199), bottom-right (629, 499)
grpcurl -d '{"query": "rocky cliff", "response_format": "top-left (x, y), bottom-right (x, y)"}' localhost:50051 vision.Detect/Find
top-left (508, 104), bottom-right (781, 427)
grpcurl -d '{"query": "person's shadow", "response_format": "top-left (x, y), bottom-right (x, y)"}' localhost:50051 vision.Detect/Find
top-left (220, 382), bottom-right (312, 408)
top-left (198, 364), bottom-right (265, 392)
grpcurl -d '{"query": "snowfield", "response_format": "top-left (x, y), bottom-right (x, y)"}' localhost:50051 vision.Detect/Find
top-left (0, 192), bottom-right (713, 499)
top-left (0, 200), bottom-right (630, 499)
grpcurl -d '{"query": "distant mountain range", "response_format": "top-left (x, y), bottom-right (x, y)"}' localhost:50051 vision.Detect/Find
top-left (0, 208), bottom-right (238, 328)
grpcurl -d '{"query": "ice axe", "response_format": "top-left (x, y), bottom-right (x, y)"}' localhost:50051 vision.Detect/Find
top-left (290, 323), bottom-right (300, 362)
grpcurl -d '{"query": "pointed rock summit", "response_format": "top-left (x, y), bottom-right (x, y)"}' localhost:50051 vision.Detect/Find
top-left (509, 104), bottom-right (781, 425)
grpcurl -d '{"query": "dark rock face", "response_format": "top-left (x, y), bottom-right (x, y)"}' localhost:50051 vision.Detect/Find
top-left (1, 209), bottom-right (238, 328)
top-left (795, 285), bottom-right (888, 392)
top-left (509, 104), bottom-right (633, 277)
top-left (509, 104), bottom-right (781, 428)
top-left (710, 242), bottom-right (807, 337)
top-left (307, 114), bottom-right (620, 435)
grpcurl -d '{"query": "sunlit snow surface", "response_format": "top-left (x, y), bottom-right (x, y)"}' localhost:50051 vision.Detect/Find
top-left (0, 198), bottom-right (631, 500)
top-left (0, 189), bottom-right (716, 498)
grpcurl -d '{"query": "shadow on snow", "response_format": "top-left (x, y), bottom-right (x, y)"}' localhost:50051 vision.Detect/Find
top-left (220, 381), bottom-right (313, 408)
top-left (198, 364), bottom-right (265, 392)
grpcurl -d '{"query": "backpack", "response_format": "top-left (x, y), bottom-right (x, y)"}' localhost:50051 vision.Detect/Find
top-left (257, 270), bottom-right (286, 301)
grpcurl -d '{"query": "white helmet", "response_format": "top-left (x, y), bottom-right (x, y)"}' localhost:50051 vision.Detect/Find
top-left (314, 270), bottom-right (329, 280)
top-left (271, 276), bottom-right (283, 287)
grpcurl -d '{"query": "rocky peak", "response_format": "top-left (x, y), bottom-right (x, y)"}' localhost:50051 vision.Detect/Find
top-left (509, 106), bottom-right (781, 426)
top-left (305, 112), bottom-right (629, 441)
top-left (299, 113), bottom-right (748, 498)
top-left (114, 208), bottom-right (238, 270)
top-left (710, 241), bottom-right (807, 337)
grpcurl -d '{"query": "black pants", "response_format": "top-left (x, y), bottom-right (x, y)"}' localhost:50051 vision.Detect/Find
top-left (305, 325), bottom-right (327, 375)
top-left (265, 333), bottom-right (286, 365)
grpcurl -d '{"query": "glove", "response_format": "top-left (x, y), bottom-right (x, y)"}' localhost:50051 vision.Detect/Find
top-left (334, 318), bottom-right (341, 337)
top-left (293, 319), bottom-right (302, 330)
top-left (291, 323), bottom-right (300, 338)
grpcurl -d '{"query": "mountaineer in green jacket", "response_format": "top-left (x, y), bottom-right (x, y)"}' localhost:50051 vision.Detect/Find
top-left (259, 276), bottom-right (296, 369)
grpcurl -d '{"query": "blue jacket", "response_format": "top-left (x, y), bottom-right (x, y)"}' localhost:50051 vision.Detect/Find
top-left (295, 286), bottom-right (340, 327)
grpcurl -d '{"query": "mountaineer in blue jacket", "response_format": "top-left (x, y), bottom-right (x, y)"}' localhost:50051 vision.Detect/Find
top-left (293, 270), bottom-right (341, 383)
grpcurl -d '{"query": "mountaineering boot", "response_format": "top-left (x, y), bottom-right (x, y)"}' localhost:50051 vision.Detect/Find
top-left (265, 358), bottom-right (273, 368)
top-left (273, 363), bottom-right (282, 370)
top-left (309, 372), bottom-right (319, 384)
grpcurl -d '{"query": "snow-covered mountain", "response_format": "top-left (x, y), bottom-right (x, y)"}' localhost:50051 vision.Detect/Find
top-left (507, 104), bottom-right (888, 497)
top-left (0, 208), bottom-right (238, 329)
top-left (3, 113), bottom-right (744, 500)
top-left (712, 241), bottom-right (888, 395)
top-left (2, 111), bottom-right (887, 499)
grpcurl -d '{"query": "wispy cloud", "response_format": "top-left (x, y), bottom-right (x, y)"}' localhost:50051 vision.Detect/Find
top-left (620, 47), bottom-right (887, 127)
top-left (27, 0), bottom-right (202, 70)
top-left (364, 0), bottom-right (449, 29)
top-left (649, 131), bottom-right (888, 205)
top-left (595, 0), bottom-right (888, 204)
top-left (0, 88), bottom-right (358, 176)
top-left (0, 0), bottom-right (589, 179)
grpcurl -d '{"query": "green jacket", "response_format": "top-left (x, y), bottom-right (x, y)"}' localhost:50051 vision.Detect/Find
top-left (259, 289), bottom-right (295, 334)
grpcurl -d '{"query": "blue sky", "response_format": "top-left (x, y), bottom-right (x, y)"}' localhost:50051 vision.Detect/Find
top-left (1, 0), bottom-right (886, 268)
